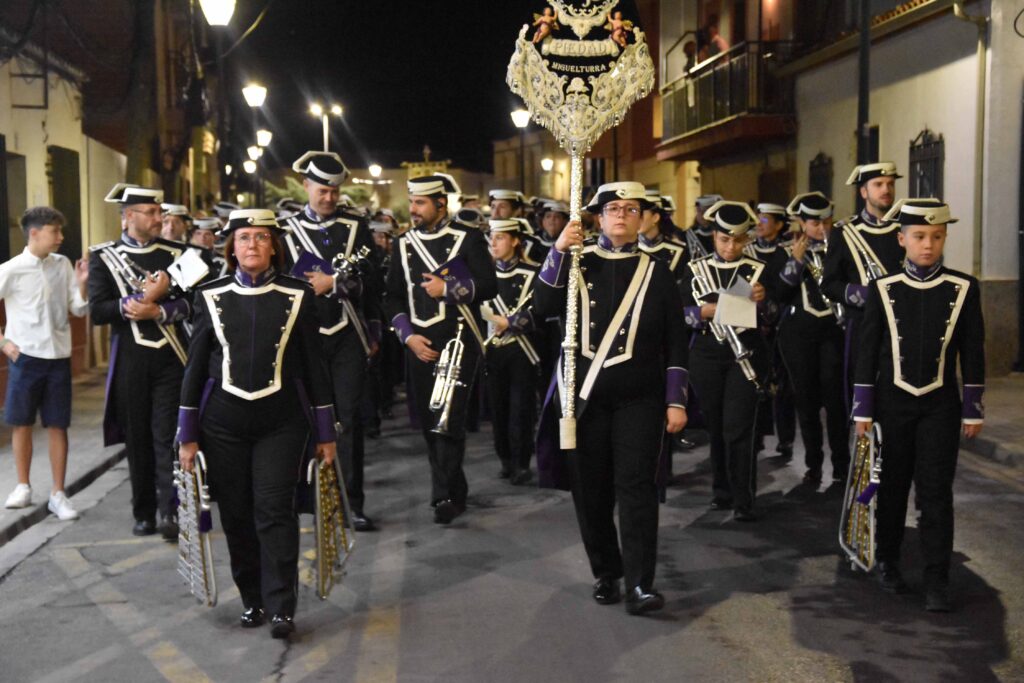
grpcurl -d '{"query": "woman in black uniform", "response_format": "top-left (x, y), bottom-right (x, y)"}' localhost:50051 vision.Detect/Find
top-left (177, 209), bottom-right (336, 639)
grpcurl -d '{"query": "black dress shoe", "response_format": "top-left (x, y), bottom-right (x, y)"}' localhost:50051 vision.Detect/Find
top-left (433, 500), bottom-right (463, 525)
top-left (776, 442), bottom-right (793, 461)
top-left (803, 468), bottom-right (823, 484)
top-left (831, 462), bottom-right (850, 483)
top-left (157, 514), bottom-right (179, 542)
top-left (625, 586), bottom-right (665, 615)
top-left (877, 561), bottom-right (909, 594)
top-left (511, 469), bottom-right (534, 486)
top-left (732, 507), bottom-right (757, 522)
top-left (240, 607), bottom-right (265, 628)
top-left (270, 615), bottom-right (295, 639)
top-left (351, 512), bottom-right (376, 532)
top-left (132, 519), bottom-right (156, 536)
top-left (925, 584), bottom-right (952, 612)
top-left (708, 497), bottom-right (733, 511)
top-left (592, 578), bottom-right (622, 605)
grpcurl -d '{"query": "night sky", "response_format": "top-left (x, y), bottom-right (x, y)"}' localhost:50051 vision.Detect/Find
top-left (224, 0), bottom-right (543, 173)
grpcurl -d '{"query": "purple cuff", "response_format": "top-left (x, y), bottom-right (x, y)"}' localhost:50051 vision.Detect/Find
top-left (444, 278), bottom-right (475, 304)
top-left (852, 384), bottom-right (874, 421)
top-left (539, 249), bottom-right (569, 287)
top-left (845, 284), bottom-right (869, 308)
top-left (962, 384), bottom-right (985, 422)
top-left (368, 319), bottom-right (382, 345)
top-left (313, 405), bottom-right (337, 443)
top-left (119, 293), bottom-right (143, 319)
top-left (159, 297), bottom-right (190, 323)
top-left (391, 313), bottom-right (414, 344)
top-left (506, 310), bottom-right (534, 335)
top-left (683, 305), bottom-right (705, 330)
top-left (665, 367), bottom-right (689, 407)
top-left (780, 257), bottom-right (805, 286)
top-left (176, 407), bottom-right (200, 444)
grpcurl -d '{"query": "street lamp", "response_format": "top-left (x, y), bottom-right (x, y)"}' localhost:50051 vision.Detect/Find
top-left (368, 164), bottom-right (382, 178)
top-left (199, 0), bottom-right (235, 26)
top-left (243, 83), bottom-right (267, 206)
top-left (243, 160), bottom-right (257, 174)
top-left (256, 129), bottom-right (273, 147)
top-left (224, 164), bottom-right (233, 176)
top-left (310, 103), bottom-right (343, 152)
top-left (247, 145), bottom-right (261, 161)
top-left (540, 157), bottom-right (554, 172)
top-left (511, 108), bottom-right (531, 194)
top-left (241, 83), bottom-right (267, 108)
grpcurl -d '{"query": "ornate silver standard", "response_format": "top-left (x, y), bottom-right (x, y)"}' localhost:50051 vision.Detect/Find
top-left (840, 423), bottom-right (883, 572)
top-left (174, 451), bottom-right (217, 607)
top-left (507, 0), bottom-right (655, 449)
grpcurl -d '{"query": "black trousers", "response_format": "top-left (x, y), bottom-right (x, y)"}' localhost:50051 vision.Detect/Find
top-left (689, 335), bottom-right (763, 510)
top-left (407, 340), bottom-right (481, 507)
top-left (755, 333), bottom-right (796, 448)
top-left (324, 331), bottom-right (368, 513)
top-left (875, 391), bottom-right (961, 585)
top-left (114, 343), bottom-right (182, 522)
top-left (486, 344), bottom-right (538, 472)
top-left (201, 388), bottom-right (307, 617)
top-left (569, 393), bottom-right (663, 591)
top-left (779, 317), bottom-right (849, 473)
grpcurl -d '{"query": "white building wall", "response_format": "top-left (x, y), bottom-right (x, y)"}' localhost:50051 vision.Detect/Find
top-left (794, 9), bottom-right (985, 275)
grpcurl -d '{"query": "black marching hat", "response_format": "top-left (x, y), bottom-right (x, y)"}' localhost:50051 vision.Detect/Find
top-left (217, 209), bottom-right (288, 237)
top-left (703, 200), bottom-right (758, 236)
top-left (882, 198), bottom-right (958, 226)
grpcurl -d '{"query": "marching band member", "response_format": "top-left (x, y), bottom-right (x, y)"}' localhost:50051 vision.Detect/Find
top-left (639, 190), bottom-right (688, 285)
top-left (89, 184), bottom-right (191, 539)
top-left (535, 199), bottom-right (570, 260)
top-left (490, 189), bottom-right (543, 264)
top-left (484, 219), bottom-right (541, 484)
top-left (281, 151), bottom-right (379, 532)
top-left (188, 217), bottom-right (228, 278)
top-left (160, 204), bottom-right (191, 243)
top-left (681, 193), bottom-right (722, 259)
top-left (822, 162), bottom-right (906, 406)
top-left (176, 209), bottom-right (336, 638)
top-left (384, 175), bottom-right (497, 524)
top-left (681, 201), bottom-right (771, 521)
top-left (535, 181), bottom-right (689, 615)
top-left (853, 199), bottom-right (984, 612)
top-left (776, 193), bottom-right (849, 484)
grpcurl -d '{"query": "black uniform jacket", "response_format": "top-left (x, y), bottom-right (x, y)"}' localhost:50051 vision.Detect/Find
top-left (822, 210), bottom-right (905, 312)
top-left (487, 258), bottom-right (541, 365)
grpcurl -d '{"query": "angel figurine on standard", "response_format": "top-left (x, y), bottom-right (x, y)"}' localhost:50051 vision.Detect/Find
top-left (605, 10), bottom-right (633, 48)
top-left (532, 7), bottom-right (559, 44)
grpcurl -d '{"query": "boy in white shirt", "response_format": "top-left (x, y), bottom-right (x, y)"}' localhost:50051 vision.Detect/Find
top-left (1, 207), bottom-right (89, 520)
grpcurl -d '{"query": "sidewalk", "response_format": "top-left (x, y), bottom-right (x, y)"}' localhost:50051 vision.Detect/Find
top-left (959, 373), bottom-right (1024, 466)
top-left (0, 368), bottom-right (123, 546)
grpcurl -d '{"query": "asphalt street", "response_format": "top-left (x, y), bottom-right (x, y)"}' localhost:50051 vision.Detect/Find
top-left (1, 416), bottom-right (1022, 682)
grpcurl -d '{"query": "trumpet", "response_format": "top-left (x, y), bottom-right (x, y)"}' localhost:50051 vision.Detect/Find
top-left (306, 456), bottom-right (355, 600)
top-left (331, 245), bottom-right (372, 280)
top-left (691, 271), bottom-right (760, 389)
top-left (806, 249), bottom-right (846, 325)
top-left (839, 423), bottom-right (883, 572)
top-left (174, 451), bottom-right (217, 607)
top-left (430, 320), bottom-right (466, 436)
top-left (483, 291), bottom-right (534, 348)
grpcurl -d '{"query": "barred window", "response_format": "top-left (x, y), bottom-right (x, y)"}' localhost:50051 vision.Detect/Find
top-left (809, 152), bottom-right (833, 199)
top-left (909, 129), bottom-right (944, 198)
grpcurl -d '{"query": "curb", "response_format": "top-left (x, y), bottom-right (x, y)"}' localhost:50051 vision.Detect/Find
top-left (960, 435), bottom-right (1022, 468)
top-left (0, 447), bottom-right (125, 548)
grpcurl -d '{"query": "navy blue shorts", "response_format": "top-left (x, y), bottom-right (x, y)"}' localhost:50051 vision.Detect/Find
top-left (4, 354), bottom-right (72, 428)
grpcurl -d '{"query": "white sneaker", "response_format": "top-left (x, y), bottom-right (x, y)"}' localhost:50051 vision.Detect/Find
top-left (5, 483), bottom-right (31, 509)
top-left (48, 491), bottom-right (79, 520)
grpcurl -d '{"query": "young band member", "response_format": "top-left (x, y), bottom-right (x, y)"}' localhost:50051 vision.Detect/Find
top-left (853, 199), bottom-right (984, 613)
top-left (776, 193), bottom-right (849, 484)
top-left (681, 193), bottom-right (722, 259)
top-left (483, 219), bottom-right (541, 484)
top-left (535, 181), bottom-right (689, 615)
top-left (490, 189), bottom-right (543, 264)
top-left (177, 209), bottom-right (336, 639)
top-left (822, 162), bottom-right (905, 406)
top-left (89, 184), bottom-right (191, 539)
top-left (281, 151), bottom-right (379, 532)
top-left (639, 190), bottom-right (688, 284)
top-left (384, 175), bottom-right (497, 524)
top-left (681, 201), bottom-right (770, 521)
top-left (1, 207), bottom-right (89, 520)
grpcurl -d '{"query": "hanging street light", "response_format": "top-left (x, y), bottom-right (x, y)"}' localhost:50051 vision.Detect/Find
top-left (199, 0), bottom-right (235, 26)
top-left (256, 129), bottom-right (273, 147)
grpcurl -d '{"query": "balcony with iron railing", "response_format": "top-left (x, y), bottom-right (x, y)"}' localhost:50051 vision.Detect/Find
top-left (657, 41), bottom-right (798, 161)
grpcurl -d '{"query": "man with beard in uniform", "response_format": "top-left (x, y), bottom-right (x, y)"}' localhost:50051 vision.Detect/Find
top-left (385, 175), bottom-right (497, 524)
top-left (822, 162), bottom-right (906, 408)
top-left (89, 184), bottom-right (191, 539)
top-left (281, 151), bottom-right (379, 532)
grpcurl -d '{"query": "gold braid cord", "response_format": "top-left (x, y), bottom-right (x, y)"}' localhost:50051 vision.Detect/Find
top-left (308, 458), bottom-right (355, 600)
top-left (839, 424), bottom-right (883, 572)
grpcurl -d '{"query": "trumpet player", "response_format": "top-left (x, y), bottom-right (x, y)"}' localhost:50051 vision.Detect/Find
top-left (384, 175), bottom-right (497, 524)
top-left (177, 210), bottom-right (337, 638)
top-left (282, 151), bottom-right (380, 532)
top-left (853, 199), bottom-right (985, 613)
top-left (822, 163), bottom-right (906, 407)
top-left (681, 201), bottom-right (771, 521)
top-left (775, 192), bottom-right (849, 485)
top-left (534, 181), bottom-right (689, 615)
top-left (484, 219), bottom-right (540, 484)
top-left (89, 184), bottom-right (191, 540)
